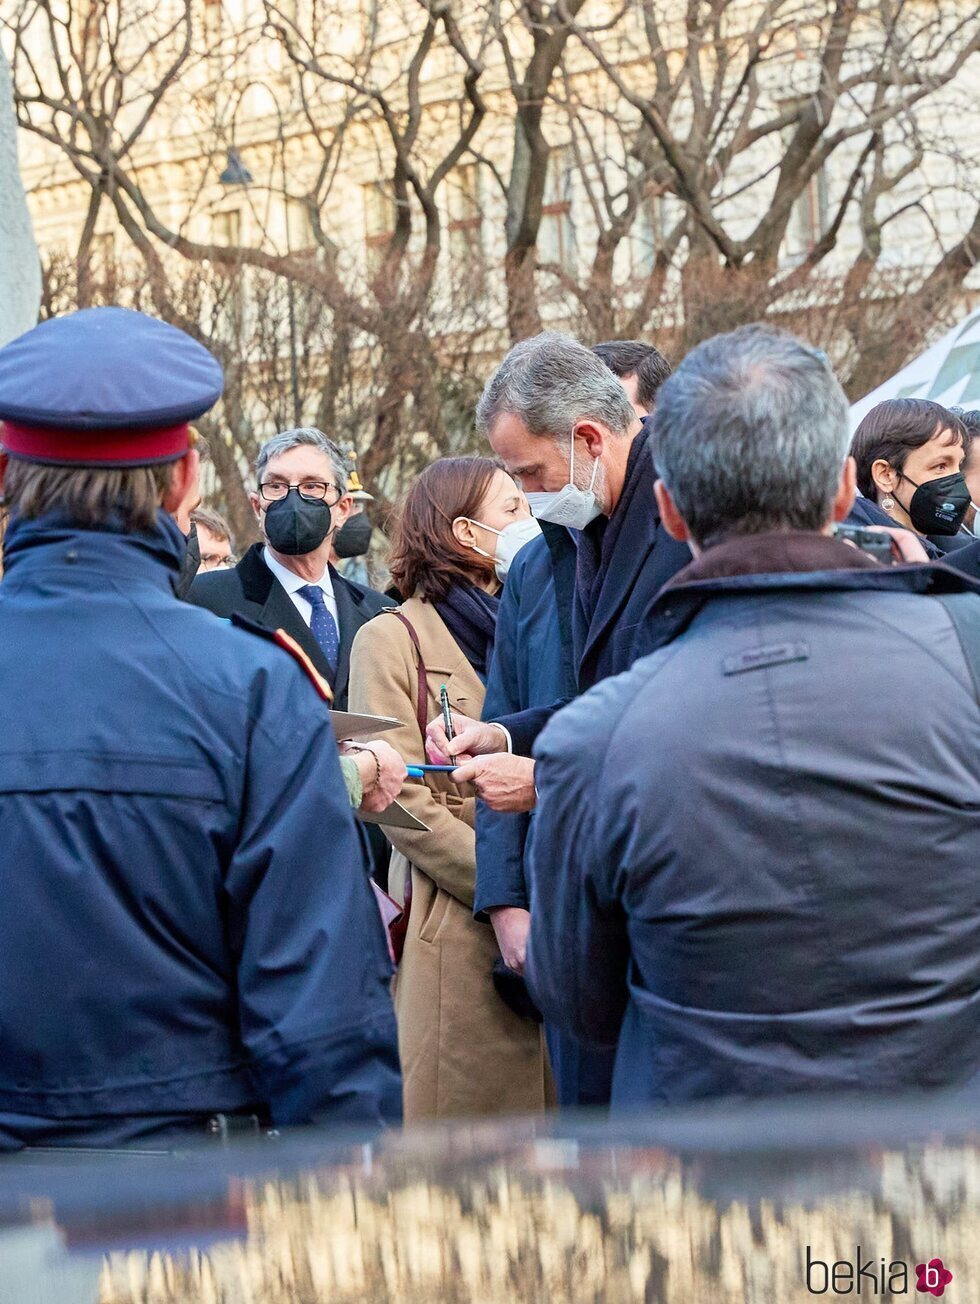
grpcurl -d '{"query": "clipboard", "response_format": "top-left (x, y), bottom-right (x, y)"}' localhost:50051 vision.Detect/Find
top-left (358, 801), bottom-right (430, 832)
top-left (330, 711), bottom-right (402, 740)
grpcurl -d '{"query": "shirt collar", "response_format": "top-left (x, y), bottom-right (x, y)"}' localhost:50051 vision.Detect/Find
top-left (263, 545), bottom-right (334, 596)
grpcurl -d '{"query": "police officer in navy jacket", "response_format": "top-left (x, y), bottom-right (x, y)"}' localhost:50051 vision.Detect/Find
top-left (0, 308), bottom-right (400, 1149)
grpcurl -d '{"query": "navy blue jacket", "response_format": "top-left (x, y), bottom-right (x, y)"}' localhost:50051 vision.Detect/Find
top-left (475, 529), bottom-right (572, 918)
top-left (0, 513), bottom-right (401, 1149)
top-left (495, 427), bottom-right (691, 755)
top-left (527, 536), bottom-right (980, 1108)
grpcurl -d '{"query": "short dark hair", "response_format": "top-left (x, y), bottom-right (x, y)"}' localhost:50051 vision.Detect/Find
top-left (190, 504), bottom-right (231, 543)
top-left (591, 339), bottom-right (672, 411)
top-left (949, 407), bottom-right (980, 439)
top-left (654, 325), bottom-right (849, 548)
top-left (850, 399), bottom-right (967, 500)
top-left (388, 457), bottom-right (504, 602)
top-left (2, 459), bottom-right (176, 532)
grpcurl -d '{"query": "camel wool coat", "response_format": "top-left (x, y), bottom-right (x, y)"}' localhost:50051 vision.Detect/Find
top-left (348, 596), bottom-right (553, 1122)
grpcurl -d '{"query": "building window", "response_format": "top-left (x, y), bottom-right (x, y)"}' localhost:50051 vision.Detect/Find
top-left (363, 183), bottom-right (395, 274)
top-left (212, 209), bottom-right (241, 247)
top-left (779, 103), bottom-right (829, 264)
top-left (89, 232), bottom-right (114, 272)
top-left (446, 165), bottom-right (483, 264)
top-left (203, 0), bottom-right (222, 36)
top-left (285, 198), bottom-right (314, 253)
top-left (539, 148), bottom-right (577, 274)
top-left (785, 166), bottom-right (829, 262)
top-left (628, 189), bottom-right (663, 279)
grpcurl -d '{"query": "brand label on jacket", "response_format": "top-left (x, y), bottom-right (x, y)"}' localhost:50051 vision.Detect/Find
top-left (723, 641), bottom-right (810, 676)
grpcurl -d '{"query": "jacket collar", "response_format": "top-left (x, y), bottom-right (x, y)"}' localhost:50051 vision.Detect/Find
top-left (667, 530), bottom-right (879, 586)
top-left (234, 541), bottom-right (376, 696)
top-left (2, 509), bottom-right (186, 592)
top-left (638, 530), bottom-right (980, 657)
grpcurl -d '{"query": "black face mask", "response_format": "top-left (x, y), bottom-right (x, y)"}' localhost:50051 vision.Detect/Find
top-left (264, 488), bottom-right (335, 555)
top-left (333, 511), bottom-right (373, 559)
top-left (900, 471), bottom-right (972, 537)
top-left (174, 521), bottom-right (201, 599)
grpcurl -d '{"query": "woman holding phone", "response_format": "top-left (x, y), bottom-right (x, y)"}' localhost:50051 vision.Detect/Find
top-left (348, 457), bottom-right (551, 1122)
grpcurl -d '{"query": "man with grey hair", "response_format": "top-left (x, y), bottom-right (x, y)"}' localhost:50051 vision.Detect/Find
top-left (426, 331), bottom-right (690, 812)
top-left (525, 324), bottom-right (980, 1109)
top-left (190, 427), bottom-right (391, 710)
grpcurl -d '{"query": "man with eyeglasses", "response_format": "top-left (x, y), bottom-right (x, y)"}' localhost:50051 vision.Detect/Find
top-left (190, 427), bottom-right (392, 708)
top-left (190, 505), bottom-right (235, 571)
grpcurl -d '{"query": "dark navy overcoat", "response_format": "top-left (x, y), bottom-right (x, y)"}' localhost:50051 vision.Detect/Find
top-left (0, 512), bottom-right (401, 1149)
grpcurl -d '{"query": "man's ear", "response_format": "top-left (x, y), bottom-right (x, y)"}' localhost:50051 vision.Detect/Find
top-left (573, 420), bottom-right (606, 459)
top-left (162, 449), bottom-right (200, 516)
top-left (832, 456), bottom-right (858, 523)
top-left (332, 492), bottom-right (355, 531)
top-left (655, 479), bottom-right (692, 544)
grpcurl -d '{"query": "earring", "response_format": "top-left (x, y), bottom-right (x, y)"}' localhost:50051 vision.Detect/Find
top-left (881, 495), bottom-right (895, 510)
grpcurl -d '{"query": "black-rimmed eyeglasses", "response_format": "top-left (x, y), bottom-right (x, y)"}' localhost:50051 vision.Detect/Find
top-left (258, 480), bottom-right (342, 504)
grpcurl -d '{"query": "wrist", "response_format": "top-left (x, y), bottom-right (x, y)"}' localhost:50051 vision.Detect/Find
top-left (487, 722), bottom-right (512, 753)
top-left (347, 744), bottom-right (381, 794)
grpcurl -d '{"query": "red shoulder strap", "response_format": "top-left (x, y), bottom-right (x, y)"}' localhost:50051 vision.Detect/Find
top-left (230, 612), bottom-right (333, 703)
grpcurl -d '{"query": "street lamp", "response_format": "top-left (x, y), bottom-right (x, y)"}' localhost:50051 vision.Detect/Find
top-left (218, 148), bottom-right (253, 187)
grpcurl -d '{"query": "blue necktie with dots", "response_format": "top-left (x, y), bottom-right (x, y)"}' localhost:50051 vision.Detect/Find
top-left (298, 584), bottom-right (340, 678)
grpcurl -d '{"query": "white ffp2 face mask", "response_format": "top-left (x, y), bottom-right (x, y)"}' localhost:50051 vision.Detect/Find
top-left (455, 515), bottom-right (543, 580)
top-left (527, 432), bottom-right (603, 530)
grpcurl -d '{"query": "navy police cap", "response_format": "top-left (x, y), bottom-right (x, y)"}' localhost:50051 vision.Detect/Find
top-left (0, 306), bottom-right (224, 467)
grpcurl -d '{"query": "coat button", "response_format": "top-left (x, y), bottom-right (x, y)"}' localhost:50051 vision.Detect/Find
top-left (65, 550), bottom-right (78, 563)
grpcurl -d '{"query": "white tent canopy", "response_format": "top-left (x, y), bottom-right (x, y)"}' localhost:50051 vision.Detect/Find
top-left (849, 307), bottom-right (980, 430)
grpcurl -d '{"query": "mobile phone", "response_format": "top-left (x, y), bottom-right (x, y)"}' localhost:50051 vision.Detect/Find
top-left (832, 523), bottom-right (895, 565)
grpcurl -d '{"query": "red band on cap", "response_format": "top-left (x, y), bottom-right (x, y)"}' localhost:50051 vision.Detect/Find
top-left (1, 421), bottom-right (190, 465)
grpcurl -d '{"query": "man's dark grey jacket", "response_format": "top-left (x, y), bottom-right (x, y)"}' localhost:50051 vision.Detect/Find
top-left (526, 532), bottom-right (980, 1108)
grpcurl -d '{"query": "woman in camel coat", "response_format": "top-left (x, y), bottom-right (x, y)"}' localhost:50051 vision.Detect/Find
top-left (348, 457), bottom-right (552, 1122)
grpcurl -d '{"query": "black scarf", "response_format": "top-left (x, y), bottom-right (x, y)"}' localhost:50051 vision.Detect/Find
top-left (435, 582), bottom-right (500, 681)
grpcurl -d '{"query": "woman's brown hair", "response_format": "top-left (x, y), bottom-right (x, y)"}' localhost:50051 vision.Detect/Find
top-left (388, 456), bottom-right (505, 602)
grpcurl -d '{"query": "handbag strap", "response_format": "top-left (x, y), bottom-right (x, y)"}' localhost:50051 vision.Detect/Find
top-left (389, 611), bottom-right (430, 739)
top-left (936, 593), bottom-right (980, 706)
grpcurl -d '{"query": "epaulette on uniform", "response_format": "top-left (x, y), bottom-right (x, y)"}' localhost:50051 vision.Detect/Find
top-left (231, 612), bottom-right (333, 703)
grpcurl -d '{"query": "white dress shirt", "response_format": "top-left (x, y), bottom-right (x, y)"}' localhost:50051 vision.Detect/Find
top-left (263, 546), bottom-right (340, 629)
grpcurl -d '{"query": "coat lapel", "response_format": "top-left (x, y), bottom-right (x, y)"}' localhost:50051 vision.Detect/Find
top-left (578, 494), bottom-right (658, 681)
top-left (541, 522), bottom-right (580, 697)
top-left (332, 569), bottom-right (374, 706)
top-left (257, 576), bottom-right (333, 681)
top-left (237, 544), bottom-right (333, 682)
